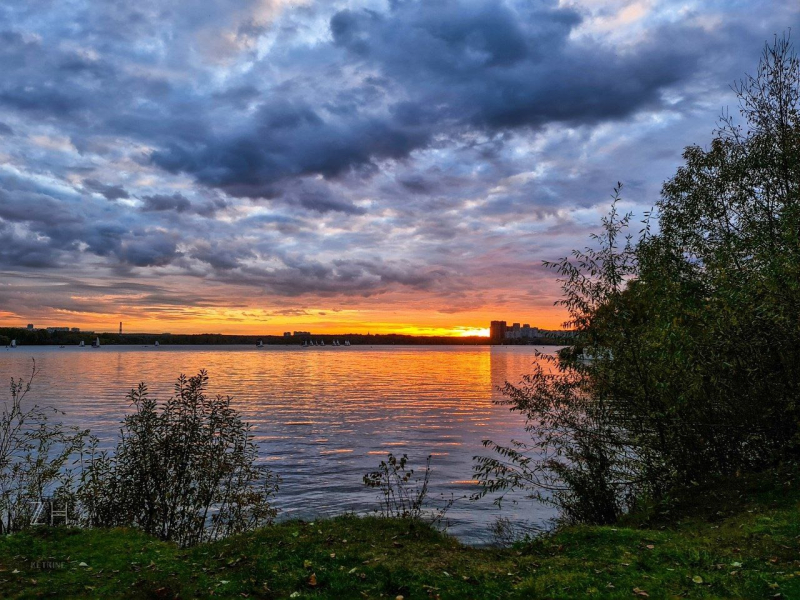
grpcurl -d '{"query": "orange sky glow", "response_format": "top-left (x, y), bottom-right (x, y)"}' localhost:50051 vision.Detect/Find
top-left (0, 306), bottom-right (567, 336)
top-left (0, 275), bottom-right (569, 335)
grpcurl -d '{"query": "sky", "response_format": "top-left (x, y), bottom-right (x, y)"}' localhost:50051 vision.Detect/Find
top-left (0, 0), bottom-right (797, 336)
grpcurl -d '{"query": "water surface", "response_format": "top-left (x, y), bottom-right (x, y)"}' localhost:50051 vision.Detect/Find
top-left (0, 344), bottom-right (557, 543)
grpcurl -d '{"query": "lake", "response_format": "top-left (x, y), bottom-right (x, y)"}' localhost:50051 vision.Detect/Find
top-left (0, 344), bottom-right (558, 544)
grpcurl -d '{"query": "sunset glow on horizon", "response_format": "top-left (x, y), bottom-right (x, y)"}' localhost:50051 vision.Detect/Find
top-left (0, 299), bottom-right (564, 337)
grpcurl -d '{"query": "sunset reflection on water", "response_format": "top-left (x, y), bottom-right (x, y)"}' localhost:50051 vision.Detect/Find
top-left (0, 344), bottom-right (559, 543)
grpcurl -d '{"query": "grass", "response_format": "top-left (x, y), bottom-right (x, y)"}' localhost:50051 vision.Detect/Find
top-left (0, 466), bottom-right (798, 599)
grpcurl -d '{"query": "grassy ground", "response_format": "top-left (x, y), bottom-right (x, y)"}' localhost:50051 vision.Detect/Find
top-left (0, 467), bottom-right (798, 599)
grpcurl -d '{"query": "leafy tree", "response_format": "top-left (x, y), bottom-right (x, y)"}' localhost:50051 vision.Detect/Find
top-left (476, 35), bottom-right (800, 524)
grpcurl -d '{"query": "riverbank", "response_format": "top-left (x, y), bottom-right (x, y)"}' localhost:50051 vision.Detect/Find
top-left (0, 466), bottom-right (797, 599)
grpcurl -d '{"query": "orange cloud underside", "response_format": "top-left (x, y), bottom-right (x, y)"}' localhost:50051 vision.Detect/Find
top-left (0, 275), bottom-right (568, 336)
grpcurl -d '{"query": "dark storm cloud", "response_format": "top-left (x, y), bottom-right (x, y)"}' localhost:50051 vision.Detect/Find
top-left (223, 257), bottom-right (453, 298)
top-left (0, 221), bottom-right (62, 268)
top-left (277, 178), bottom-right (367, 215)
top-left (117, 230), bottom-right (181, 268)
top-left (0, 188), bottom-right (79, 227)
top-left (148, 0), bottom-right (721, 195)
top-left (84, 178), bottom-right (129, 201)
top-left (140, 192), bottom-right (228, 216)
top-left (328, 1), bottom-right (710, 131)
top-left (150, 101), bottom-right (430, 199)
top-left (190, 241), bottom-right (255, 270)
top-left (141, 193), bottom-right (193, 213)
top-left (0, 172), bottom-right (190, 271)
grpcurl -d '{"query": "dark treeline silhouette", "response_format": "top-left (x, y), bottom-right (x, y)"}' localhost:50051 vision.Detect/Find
top-left (1, 328), bottom-right (542, 346)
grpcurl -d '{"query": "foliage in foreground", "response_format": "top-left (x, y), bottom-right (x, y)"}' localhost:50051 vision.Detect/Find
top-left (476, 35), bottom-right (800, 526)
top-left (0, 363), bottom-right (87, 534)
top-left (363, 452), bottom-right (455, 526)
top-left (79, 371), bottom-right (278, 547)
top-left (0, 466), bottom-right (797, 599)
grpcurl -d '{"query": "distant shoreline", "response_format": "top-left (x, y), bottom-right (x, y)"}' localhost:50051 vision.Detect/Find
top-left (1, 327), bottom-right (567, 347)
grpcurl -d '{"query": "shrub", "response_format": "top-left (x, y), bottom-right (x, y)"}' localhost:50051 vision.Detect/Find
top-left (0, 361), bottom-right (87, 533)
top-left (79, 370), bottom-right (278, 546)
top-left (364, 453), bottom-right (454, 526)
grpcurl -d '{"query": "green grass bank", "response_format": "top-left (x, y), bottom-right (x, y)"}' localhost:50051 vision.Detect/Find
top-left (1, 466), bottom-right (798, 599)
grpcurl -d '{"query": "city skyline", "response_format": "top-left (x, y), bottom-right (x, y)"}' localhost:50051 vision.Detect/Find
top-left (0, 1), bottom-right (797, 335)
top-left (9, 317), bottom-right (560, 338)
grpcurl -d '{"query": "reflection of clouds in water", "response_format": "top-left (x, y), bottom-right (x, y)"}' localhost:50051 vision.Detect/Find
top-left (0, 345), bottom-right (559, 544)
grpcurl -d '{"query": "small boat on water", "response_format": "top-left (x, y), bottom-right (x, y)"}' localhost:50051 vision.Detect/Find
top-left (256, 340), bottom-right (264, 348)
top-left (319, 340), bottom-right (325, 346)
top-left (79, 340), bottom-right (85, 348)
top-left (344, 340), bottom-right (350, 346)
top-left (10, 339), bottom-right (16, 348)
top-left (154, 340), bottom-right (159, 347)
top-left (91, 337), bottom-right (100, 348)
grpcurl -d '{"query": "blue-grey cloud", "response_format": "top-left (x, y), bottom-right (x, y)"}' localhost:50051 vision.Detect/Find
top-left (84, 179), bottom-right (129, 201)
top-left (141, 193), bottom-right (192, 213)
top-left (149, 1), bottom-right (719, 197)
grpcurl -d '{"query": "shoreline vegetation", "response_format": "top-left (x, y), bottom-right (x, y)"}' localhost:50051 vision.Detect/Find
top-left (0, 327), bottom-right (569, 347)
top-left (0, 466), bottom-right (797, 599)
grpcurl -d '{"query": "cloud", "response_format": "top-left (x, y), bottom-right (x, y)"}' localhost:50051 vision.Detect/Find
top-left (117, 230), bottom-right (181, 268)
top-left (140, 192), bottom-right (228, 216)
top-left (147, 0), bottom-right (728, 198)
top-left (0, 221), bottom-right (62, 268)
top-left (150, 100), bottom-right (430, 198)
top-left (141, 192), bottom-right (193, 213)
top-left (222, 257), bottom-right (454, 297)
top-left (84, 178), bottom-right (129, 200)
